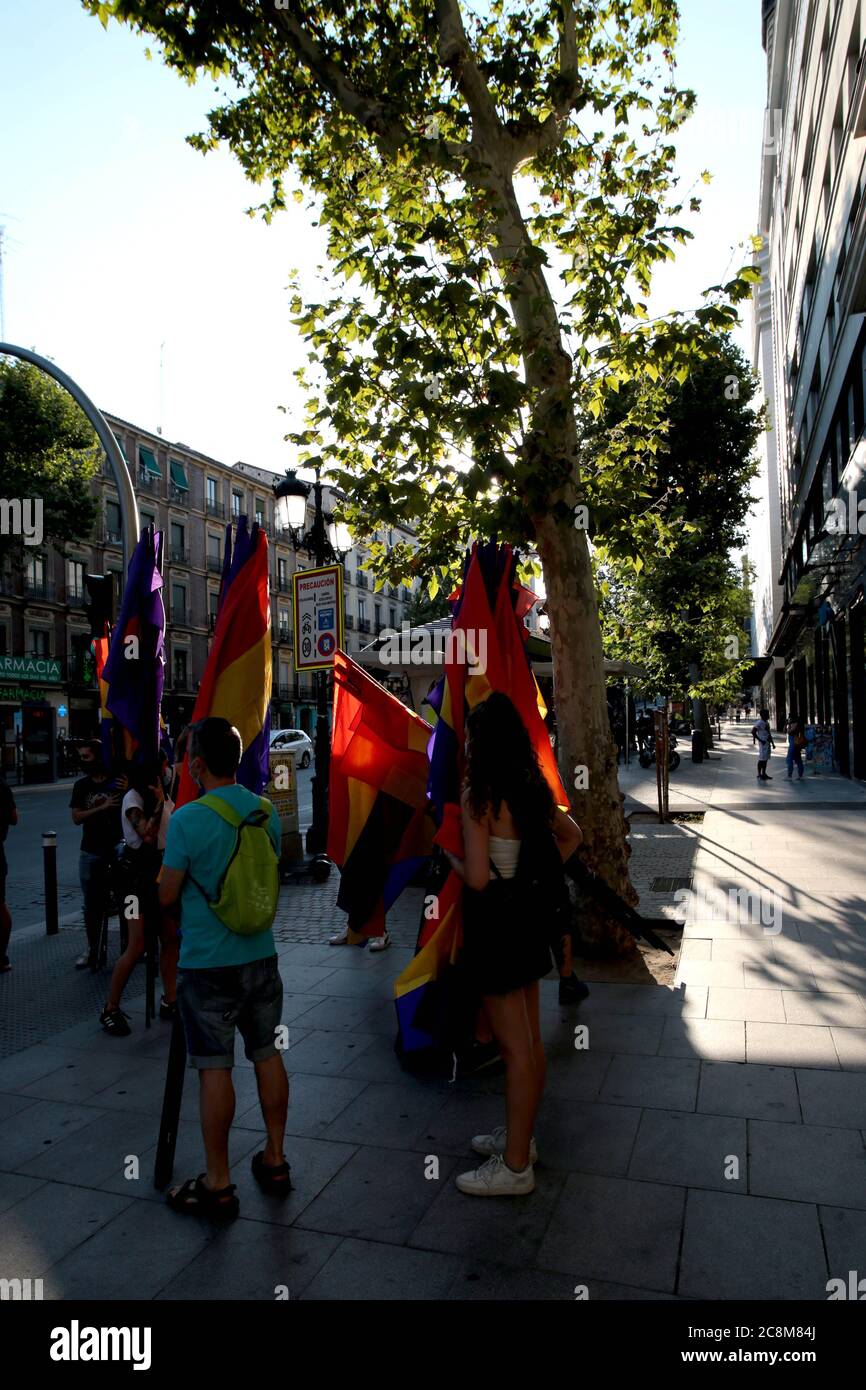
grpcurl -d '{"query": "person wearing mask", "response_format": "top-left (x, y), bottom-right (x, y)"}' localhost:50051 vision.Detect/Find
top-left (0, 769), bottom-right (18, 973)
top-left (99, 758), bottom-right (177, 1036)
top-left (69, 740), bottom-right (123, 970)
top-left (443, 692), bottom-right (582, 1198)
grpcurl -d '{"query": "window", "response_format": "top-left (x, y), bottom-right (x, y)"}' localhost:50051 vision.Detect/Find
top-left (173, 649), bottom-right (188, 689)
top-left (255, 500), bottom-right (265, 528)
top-left (277, 557), bottom-right (288, 589)
top-left (106, 500), bottom-right (122, 540)
top-left (141, 511), bottom-right (155, 530)
top-left (169, 459), bottom-right (189, 499)
top-left (26, 554), bottom-right (45, 591)
top-left (358, 598), bottom-right (366, 622)
top-left (232, 489), bottom-right (243, 518)
top-left (31, 629), bottom-right (50, 657)
top-left (208, 589), bottom-right (219, 623)
top-left (170, 521), bottom-right (186, 560)
top-left (279, 661), bottom-right (290, 691)
top-left (207, 533), bottom-right (221, 572)
top-left (207, 477), bottom-right (218, 506)
top-left (278, 608), bottom-right (290, 637)
top-left (66, 559), bottom-right (85, 600)
top-left (0, 627), bottom-right (7, 657)
top-left (389, 606), bottom-right (396, 628)
top-left (171, 583), bottom-right (187, 623)
top-left (374, 602), bottom-right (381, 630)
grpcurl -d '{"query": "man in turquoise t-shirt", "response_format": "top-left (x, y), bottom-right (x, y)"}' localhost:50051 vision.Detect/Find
top-left (159, 717), bottom-right (291, 1220)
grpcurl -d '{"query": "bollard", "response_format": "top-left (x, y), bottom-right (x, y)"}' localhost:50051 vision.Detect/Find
top-left (43, 831), bottom-right (58, 936)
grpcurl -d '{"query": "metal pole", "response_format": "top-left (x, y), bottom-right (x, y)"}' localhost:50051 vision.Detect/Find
top-left (43, 830), bottom-right (58, 935)
top-left (153, 1010), bottom-right (187, 1190)
top-left (0, 343), bottom-right (139, 572)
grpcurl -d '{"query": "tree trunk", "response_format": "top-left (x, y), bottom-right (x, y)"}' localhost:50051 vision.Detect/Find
top-left (536, 512), bottom-right (638, 956)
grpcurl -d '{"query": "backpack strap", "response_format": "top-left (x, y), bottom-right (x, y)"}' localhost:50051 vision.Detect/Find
top-left (185, 794), bottom-right (267, 905)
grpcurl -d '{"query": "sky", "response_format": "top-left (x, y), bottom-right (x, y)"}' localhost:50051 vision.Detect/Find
top-left (0, 0), bottom-right (769, 476)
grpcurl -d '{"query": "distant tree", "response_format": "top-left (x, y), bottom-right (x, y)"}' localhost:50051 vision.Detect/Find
top-left (0, 358), bottom-right (99, 562)
top-left (596, 335), bottom-right (764, 739)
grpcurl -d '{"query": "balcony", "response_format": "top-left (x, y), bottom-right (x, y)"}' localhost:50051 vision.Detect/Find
top-left (137, 470), bottom-right (161, 494)
top-left (357, 572), bottom-right (369, 590)
top-left (169, 548), bottom-right (190, 567)
top-left (277, 683), bottom-right (292, 700)
top-left (206, 498), bottom-right (225, 519)
top-left (24, 579), bottom-right (56, 601)
top-left (172, 674), bottom-right (190, 692)
top-left (276, 627), bottom-right (293, 646)
top-left (67, 586), bottom-right (86, 607)
top-left (100, 526), bottom-right (122, 547)
top-left (358, 618), bottom-right (371, 634)
top-left (275, 576), bottom-right (291, 594)
top-left (0, 573), bottom-right (19, 596)
top-left (207, 555), bottom-right (223, 574)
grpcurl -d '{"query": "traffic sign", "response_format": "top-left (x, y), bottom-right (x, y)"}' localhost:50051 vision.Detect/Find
top-left (293, 564), bottom-right (344, 671)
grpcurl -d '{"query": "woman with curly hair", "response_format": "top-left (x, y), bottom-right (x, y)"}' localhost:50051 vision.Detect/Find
top-left (444, 691), bottom-right (582, 1197)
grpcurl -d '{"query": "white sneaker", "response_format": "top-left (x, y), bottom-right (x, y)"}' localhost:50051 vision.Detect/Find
top-left (471, 1124), bottom-right (538, 1164)
top-left (368, 932), bottom-right (391, 953)
top-left (456, 1152), bottom-right (535, 1197)
top-left (329, 928), bottom-right (350, 945)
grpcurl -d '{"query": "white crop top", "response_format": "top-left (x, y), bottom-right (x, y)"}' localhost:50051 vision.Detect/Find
top-left (489, 834), bottom-right (521, 880)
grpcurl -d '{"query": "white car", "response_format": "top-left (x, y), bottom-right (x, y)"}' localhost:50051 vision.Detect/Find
top-left (269, 727), bottom-right (313, 768)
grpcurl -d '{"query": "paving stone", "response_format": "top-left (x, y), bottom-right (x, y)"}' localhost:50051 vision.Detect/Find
top-left (796, 1069), bottom-right (866, 1128)
top-left (628, 1108), bottom-right (747, 1192)
top-left (0, 1092), bottom-right (38, 1123)
top-left (676, 960), bottom-right (746, 989)
top-left (323, 1081), bottom-right (449, 1151)
top-left (306, 968), bottom-right (395, 1000)
top-left (98, 1118), bottom-right (263, 1202)
top-left (820, 1205), bottom-right (866, 1290)
top-left (542, 1048), bottom-right (613, 1103)
top-left (156, 1218), bottom-right (341, 1300)
top-left (17, 1054), bottom-right (137, 1105)
top-left (536, 1172), bottom-right (685, 1291)
top-left (746, 1022), bottom-right (840, 1069)
top-left (448, 1259), bottom-right (577, 1300)
top-left (0, 1045), bottom-right (82, 1091)
top-left (295, 1144), bottom-right (451, 1245)
top-left (279, 993), bottom-right (327, 1025)
top-left (300, 1236), bottom-right (462, 1300)
top-left (276, 963), bottom-right (340, 995)
top-left (748, 1119), bottom-right (866, 1208)
top-left (0, 1099), bottom-right (109, 1172)
top-left (697, 1061), bottom-right (800, 1122)
top-left (40, 1195), bottom-right (215, 1299)
top-left (0, 1181), bottom-right (132, 1279)
top-left (830, 1027), bottom-right (866, 1070)
top-left (782, 991), bottom-right (866, 1027)
top-left (658, 1017), bottom-right (746, 1062)
top-left (706, 987), bottom-right (786, 1022)
top-left (14, 1108), bottom-right (159, 1186)
top-left (0, 1171), bottom-right (45, 1218)
top-left (237, 1072), bottom-right (367, 1139)
top-left (572, 1012), bottom-right (664, 1057)
top-left (569, 982), bottom-right (707, 1018)
top-left (281, 1029), bottom-right (380, 1078)
top-left (87, 1059), bottom-right (185, 1115)
top-left (678, 1190), bottom-right (828, 1300)
top-left (230, 1135), bottom-right (358, 1225)
top-left (537, 1099), bottom-right (642, 1176)
top-left (409, 1165), bottom-right (567, 1267)
top-left (599, 1055), bottom-right (700, 1112)
top-left (292, 996), bottom-right (385, 1033)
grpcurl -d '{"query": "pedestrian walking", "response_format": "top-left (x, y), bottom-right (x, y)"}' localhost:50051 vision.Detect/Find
top-left (69, 740), bottom-right (123, 970)
top-left (158, 717), bottom-right (288, 1220)
top-left (0, 769), bottom-right (18, 973)
top-left (751, 708), bottom-right (775, 781)
top-left (99, 757), bottom-right (177, 1036)
top-left (443, 692), bottom-right (583, 1197)
top-left (785, 711), bottom-right (806, 780)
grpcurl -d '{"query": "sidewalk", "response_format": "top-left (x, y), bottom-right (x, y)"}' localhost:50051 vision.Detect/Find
top-left (0, 726), bottom-right (864, 1300)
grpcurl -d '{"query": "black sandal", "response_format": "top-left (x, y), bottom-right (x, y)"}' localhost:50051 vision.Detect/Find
top-left (251, 1151), bottom-right (293, 1197)
top-left (166, 1174), bottom-right (239, 1220)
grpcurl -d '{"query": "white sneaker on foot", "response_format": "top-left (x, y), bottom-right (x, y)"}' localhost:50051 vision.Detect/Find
top-left (456, 1153), bottom-right (535, 1197)
top-left (368, 932), bottom-right (391, 953)
top-left (329, 928), bottom-right (350, 945)
top-left (471, 1124), bottom-right (538, 1164)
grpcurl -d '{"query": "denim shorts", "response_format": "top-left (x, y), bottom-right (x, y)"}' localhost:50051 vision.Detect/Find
top-left (177, 955), bottom-right (284, 1069)
top-left (79, 851), bottom-right (113, 918)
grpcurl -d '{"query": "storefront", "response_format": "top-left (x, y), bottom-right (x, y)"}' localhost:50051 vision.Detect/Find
top-left (0, 655), bottom-right (66, 782)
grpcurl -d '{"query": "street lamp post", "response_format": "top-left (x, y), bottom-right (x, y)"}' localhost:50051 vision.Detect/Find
top-left (273, 468), bottom-right (351, 866)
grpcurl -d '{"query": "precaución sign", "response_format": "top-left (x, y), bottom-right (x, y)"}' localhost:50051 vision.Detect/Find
top-left (293, 564), bottom-right (344, 671)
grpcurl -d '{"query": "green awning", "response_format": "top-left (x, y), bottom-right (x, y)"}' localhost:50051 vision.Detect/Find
top-left (139, 446), bottom-right (161, 478)
top-left (169, 459), bottom-right (189, 492)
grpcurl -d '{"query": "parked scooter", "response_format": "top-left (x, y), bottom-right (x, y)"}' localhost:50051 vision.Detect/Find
top-left (638, 730), bottom-right (681, 772)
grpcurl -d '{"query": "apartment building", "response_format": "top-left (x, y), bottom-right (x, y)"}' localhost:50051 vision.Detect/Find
top-left (0, 412), bottom-right (419, 778)
top-left (750, 0), bottom-right (866, 773)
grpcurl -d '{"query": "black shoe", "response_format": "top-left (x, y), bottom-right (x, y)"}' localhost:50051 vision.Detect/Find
top-left (100, 1006), bottom-right (131, 1037)
top-left (763, 774), bottom-right (773, 780)
top-left (559, 973), bottom-right (590, 1005)
top-left (159, 995), bottom-right (178, 1021)
top-left (75, 953), bottom-right (95, 970)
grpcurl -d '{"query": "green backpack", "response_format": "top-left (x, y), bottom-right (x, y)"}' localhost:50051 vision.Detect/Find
top-left (188, 793), bottom-right (280, 936)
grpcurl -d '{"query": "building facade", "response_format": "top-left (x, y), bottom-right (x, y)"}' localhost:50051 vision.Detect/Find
top-left (0, 411), bottom-right (418, 779)
top-left (751, 0), bottom-right (866, 774)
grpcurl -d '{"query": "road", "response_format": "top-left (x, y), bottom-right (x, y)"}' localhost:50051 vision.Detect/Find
top-left (3, 766), bottom-right (315, 932)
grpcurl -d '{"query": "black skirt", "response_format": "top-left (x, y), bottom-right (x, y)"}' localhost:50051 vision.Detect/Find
top-left (461, 875), bottom-right (555, 996)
